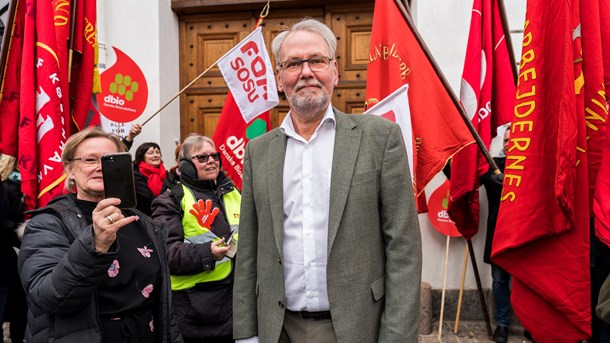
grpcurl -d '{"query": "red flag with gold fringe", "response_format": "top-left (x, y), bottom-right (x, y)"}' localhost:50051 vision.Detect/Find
top-left (592, 0), bottom-right (610, 245)
top-left (365, 0), bottom-right (474, 213)
top-left (18, 0), bottom-right (69, 210)
top-left (492, 0), bottom-right (591, 341)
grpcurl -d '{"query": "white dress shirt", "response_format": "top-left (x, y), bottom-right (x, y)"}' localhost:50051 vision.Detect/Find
top-left (279, 105), bottom-right (335, 312)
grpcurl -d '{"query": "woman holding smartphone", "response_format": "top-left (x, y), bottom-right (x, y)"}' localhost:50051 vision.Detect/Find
top-left (152, 134), bottom-right (240, 343)
top-left (18, 127), bottom-right (182, 343)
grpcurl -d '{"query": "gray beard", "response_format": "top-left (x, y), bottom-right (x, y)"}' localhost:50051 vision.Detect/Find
top-left (288, 91), bottom-right (330, 120)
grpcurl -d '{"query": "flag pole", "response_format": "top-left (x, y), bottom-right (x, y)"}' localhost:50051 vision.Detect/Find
top-left (453, 243), bottom-right (469, 334)
top-left (437, 236), bottom-right (451, 338)
top-left (68, 0), bottom-right (78, 83)
top-left (468, 239), bottom-right (493, 338)
top-left (392, 0), bottom-right (501, 175)
top-left (141, 0), bottom-right (271, 127)
top-left (496, 0), bottom-right (518, 86)
top-left (140, 62), bottom-right (217, 127)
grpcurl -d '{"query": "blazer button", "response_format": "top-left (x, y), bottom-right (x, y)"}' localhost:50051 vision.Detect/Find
top-left (278, 301), bottom-right (285, 309)
top-left (277, 257), bottom-right (282, 265)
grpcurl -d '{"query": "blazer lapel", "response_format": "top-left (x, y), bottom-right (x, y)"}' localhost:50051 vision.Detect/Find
top-left (328, 111), bottom-right (361, 254)
top-left (266, 131), bottom-right (287, 257)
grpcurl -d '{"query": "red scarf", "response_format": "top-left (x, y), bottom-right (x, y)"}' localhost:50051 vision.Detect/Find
top-left (138, 161), bottom-right (167, 196)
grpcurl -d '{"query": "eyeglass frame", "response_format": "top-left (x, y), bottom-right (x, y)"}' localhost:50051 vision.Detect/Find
top-left (277, 56), bottom-right (334, 73)
top-left (71, 156), bottom-right (103, 165)
top-left (191, 152), bottom-right (221, 163)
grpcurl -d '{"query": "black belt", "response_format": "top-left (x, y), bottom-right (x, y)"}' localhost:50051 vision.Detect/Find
top-left (287, 310), bottom-right (332, 320)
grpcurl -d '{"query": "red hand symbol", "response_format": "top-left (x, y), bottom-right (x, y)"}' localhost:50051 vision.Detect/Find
top-left (189, 199), bottom-right (220, 229)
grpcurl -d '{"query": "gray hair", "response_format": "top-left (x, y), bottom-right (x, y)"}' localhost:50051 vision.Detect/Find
top-left (271, 18), bottom-right (337, 64)
top-left (180, 134), bottom-right (215, 160)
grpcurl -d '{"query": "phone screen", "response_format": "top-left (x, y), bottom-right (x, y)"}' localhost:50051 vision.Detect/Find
top-left (101, 152), bottom-right (137, 209)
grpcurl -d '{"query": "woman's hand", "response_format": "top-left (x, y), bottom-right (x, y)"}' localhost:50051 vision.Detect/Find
top-left (211, 238), bottom-right (229, 261)
top-left (125, 123), bottom-right (142, 142)
top-left (92, 198), bottom-right (139, 253)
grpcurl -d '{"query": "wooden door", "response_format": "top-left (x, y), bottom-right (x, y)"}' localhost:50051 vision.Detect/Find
top-left (177, 2), bottom-right (374, 141)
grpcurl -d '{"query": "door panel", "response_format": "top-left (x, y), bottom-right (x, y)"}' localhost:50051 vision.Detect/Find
top-left (178, 3), bottom-right (374, 141)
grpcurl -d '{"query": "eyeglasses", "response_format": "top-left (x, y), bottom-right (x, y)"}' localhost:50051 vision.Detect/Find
top-left (71, 156), bottom-right (102, 165)
top-left (191, 152), bottom-right (221, 163)
top-left (278, 56), bottom-right (333, 73)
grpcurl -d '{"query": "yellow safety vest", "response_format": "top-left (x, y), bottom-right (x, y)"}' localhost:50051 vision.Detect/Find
top-left (170, 184), bottom-right (241, 291)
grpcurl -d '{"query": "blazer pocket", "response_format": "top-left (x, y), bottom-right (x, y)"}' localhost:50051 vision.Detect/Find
top-left (351, 169), bottom-right (378, 186)
top-left (370, 275), bottom-right (386, 301)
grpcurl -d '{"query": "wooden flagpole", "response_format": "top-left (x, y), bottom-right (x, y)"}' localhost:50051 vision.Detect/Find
top-left (68, 0), bottom-right (78, 83)
top-left (438, 236), bottom-right (451, 338)
top-left (141, 62), bottom-right (217, 127)
top-left (454, 243), bottom-right (469, 333)
top-left (496, 0), bottom-right (519, 85)
top-left (141, 0), bottom-right (271, 127)
top-left (392, 0), bottom-right (500, 175)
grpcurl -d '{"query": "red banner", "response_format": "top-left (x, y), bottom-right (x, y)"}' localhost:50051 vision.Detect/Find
top-left (70, 0), bottom-right (99, 131)
top-left (492, 0), bottom-right (590, 340)
top-left (365, 0), bottom-right (474, 211)
top-left (18, 0), bottom-right (68, 210)
top-left (212, 90), bottom-right (271, 190)
top-left (52, 0), bottom-right (71, 137)
top-left (593, 0), bottom-right (610, 245)
top-left (448, 0), bottom-right (514, 240)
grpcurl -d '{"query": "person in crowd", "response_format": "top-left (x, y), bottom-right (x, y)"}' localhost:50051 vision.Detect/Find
top-left (0, 154), bottom-right (26, 342)
top-left (152, 134), bottom-right (240, 343)
top-left (122, 123), bottom-right (143, 151)
top-left (18, 126), bottom-right (182, 343)
top-left (133, 142), bottom-right (167, 215)
top-left (233, 18), bottom-right (422, 343)
top-left (162, 143), bottom-right (183, 193)
top-left (480, 126), bottom-right (511, 343)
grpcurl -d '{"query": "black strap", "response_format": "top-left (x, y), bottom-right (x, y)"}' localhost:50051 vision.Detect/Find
top-left (169, 183), bottom-right (184, 216)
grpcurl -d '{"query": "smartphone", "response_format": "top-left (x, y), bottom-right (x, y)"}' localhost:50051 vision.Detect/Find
top-left (101, 152), bottom-right (137, 209)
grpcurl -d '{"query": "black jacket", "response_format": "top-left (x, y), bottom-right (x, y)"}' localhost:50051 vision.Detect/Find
top-left (0, 176), bottom-right (24, 287)
top-left (133, 166), bottom-right (155, 216)
top-left (18, 194), bottom-right (182, 343)
top-left (480, 156), bottom-right (506, 264)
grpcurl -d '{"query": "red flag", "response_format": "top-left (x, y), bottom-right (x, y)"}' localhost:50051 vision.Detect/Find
top-left (213, 26), bottom-right (276, 190)
top-left (0, 0), bottom-right (25, 157)
top-left (365, 0), bottom-right (474, 213)
top-left (593, 0), bottom-right (610, 245)
top-left (212, 93), bottom-right (271, 190)
top-left (19, 0), bottom-right (69, 210)
top-left (492, 0), bottom-right (591, 340)
top-left (70, 0), bottom-right (100, 131)
top-left (52, 0), bottom-right (71, 138)
top-left (447, 0), bottom-right (515, 240)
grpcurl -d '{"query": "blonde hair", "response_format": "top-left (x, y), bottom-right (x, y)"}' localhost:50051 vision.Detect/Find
top-left (0, 154), bottom-right (17, 182)
top-left (62, 126), bottom-right (126, 193)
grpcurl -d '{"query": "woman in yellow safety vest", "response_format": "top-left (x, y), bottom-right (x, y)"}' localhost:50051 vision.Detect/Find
top-left (152, 134), bottom-right (240, 343)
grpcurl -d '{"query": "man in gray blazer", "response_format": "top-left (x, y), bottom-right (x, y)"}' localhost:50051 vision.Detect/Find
top-left (233, 18), bottom-right (422, 343)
